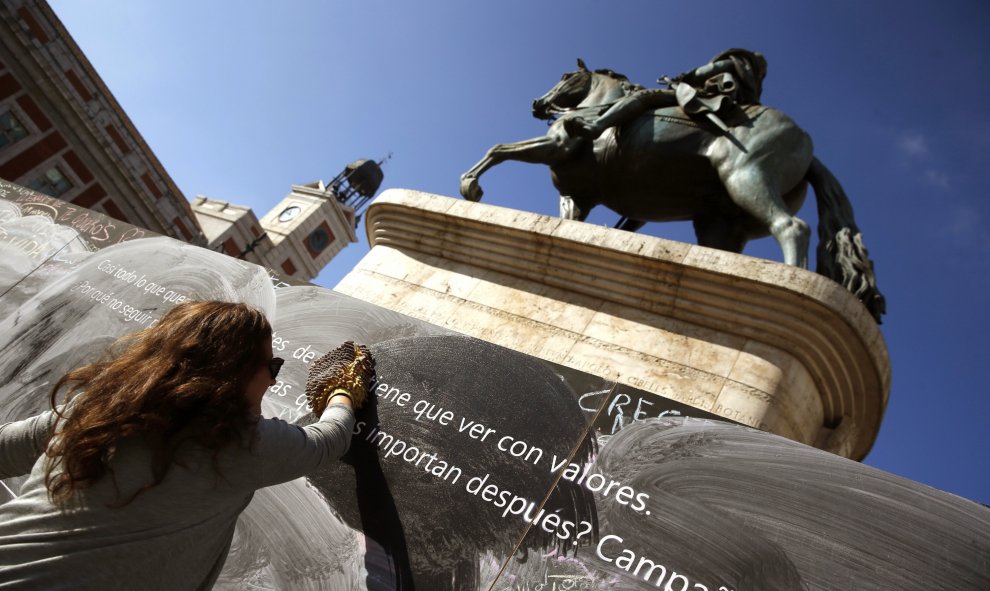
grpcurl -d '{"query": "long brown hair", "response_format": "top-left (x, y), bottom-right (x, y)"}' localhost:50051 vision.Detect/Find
top-left (45, 300), bottom-right (272, 505)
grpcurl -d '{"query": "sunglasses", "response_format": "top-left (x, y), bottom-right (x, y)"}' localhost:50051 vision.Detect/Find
top-left (268, 357), bottom-right (285, 380)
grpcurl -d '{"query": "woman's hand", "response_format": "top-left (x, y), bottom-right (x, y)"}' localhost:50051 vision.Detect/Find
top-left (305, 341), bottom-right (375, 414)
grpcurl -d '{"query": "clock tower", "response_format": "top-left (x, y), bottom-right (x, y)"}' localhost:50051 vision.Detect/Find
top-left (258, 179), bottom-right (358, 280)
top-left (190, 159), bottom-right (384, 281)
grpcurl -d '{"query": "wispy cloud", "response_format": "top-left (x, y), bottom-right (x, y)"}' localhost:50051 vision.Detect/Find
top-left (894, 131), bottom-right (952, 189)
top-left (896, 131), bottom-right (929, 158)
top-left (946, 203), bottom-right (980, 238)
top-left (924, 169), bottom-right (951, 189)
top-left (942, 202), bottom-right (990, 260)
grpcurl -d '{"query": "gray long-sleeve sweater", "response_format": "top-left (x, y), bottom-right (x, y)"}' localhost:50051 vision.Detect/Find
top-left (0, 403), bottom-right (355, 590)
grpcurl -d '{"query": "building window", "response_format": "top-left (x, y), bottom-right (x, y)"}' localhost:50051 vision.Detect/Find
top-left (307, 228), bottom-right (330, 253)
top-left (306, 222), bottom-right (335, 257)
top-left (281, 258), bottom-right (297, 276)
top-left (0, 110), bottom-right (29, 148)
top-left (26, 166), bottom-right (73, 197)
top-left (222, 237), bottom-right (239, 257)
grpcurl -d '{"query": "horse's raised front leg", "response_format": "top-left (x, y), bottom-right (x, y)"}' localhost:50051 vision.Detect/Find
top-left (460, 133), bottom-right (581, 202)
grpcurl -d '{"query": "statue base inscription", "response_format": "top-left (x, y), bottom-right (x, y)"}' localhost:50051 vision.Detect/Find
top-left (336, 189), bottom-right (890, 460)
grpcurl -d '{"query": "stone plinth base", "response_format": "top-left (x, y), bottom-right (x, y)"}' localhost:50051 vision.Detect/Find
top-left (336, 190), bottom-right (890, 460)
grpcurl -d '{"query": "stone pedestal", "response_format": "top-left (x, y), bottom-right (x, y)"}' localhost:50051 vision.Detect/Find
top-left (335, 189), bottom-right (890, 460)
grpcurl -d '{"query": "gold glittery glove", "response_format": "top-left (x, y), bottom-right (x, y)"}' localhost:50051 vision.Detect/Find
top-left (305, 341), bottom-right (375, 414)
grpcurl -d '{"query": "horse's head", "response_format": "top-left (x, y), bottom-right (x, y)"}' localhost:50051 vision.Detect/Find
top-left (532, 59), bottom-right (594, 120)
top-left (532, 59), bottom-right (638, 120)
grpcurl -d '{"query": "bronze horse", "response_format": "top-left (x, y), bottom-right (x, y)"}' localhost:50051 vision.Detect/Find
top-left (460, 60), bottom-right (884, 322)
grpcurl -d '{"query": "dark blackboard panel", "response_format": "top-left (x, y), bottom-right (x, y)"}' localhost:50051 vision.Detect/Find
top-left (0, 234), bottom-right (275, 419)
top-left (0, 181), bottom-right (152, 246)
top-left (503, 416), bottom-right (990, 591)
top-left (310, 335), bottom-right (598, 590)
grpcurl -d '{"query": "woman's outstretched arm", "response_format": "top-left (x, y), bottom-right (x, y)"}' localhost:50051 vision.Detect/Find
top-left (0, 411), bottom-right (58, 479)
top-left (235, 402), bottom-right (356, 490)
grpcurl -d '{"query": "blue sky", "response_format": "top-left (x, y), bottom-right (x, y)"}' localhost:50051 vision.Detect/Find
top-left (50, 1), bottom-right (989, 503)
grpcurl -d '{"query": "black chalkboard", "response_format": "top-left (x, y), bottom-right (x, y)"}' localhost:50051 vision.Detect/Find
top-left (1, 183), bottom-right (987, 590)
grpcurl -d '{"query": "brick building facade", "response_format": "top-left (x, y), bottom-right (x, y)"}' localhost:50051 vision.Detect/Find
top-left (0, 1), bottom-right (380, 281)
top-left (0, 0), bottom-right (204, 244)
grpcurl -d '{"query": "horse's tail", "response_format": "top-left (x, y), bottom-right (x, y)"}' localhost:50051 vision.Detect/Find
top-left (807, 157), bottom-right (886, 323)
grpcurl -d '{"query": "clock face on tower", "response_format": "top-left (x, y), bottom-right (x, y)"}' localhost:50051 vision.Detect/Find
top-left (278, 206), bottom-right (301, 222)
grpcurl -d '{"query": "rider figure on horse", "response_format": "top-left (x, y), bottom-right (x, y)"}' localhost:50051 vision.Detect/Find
top-left (565, 48), bottom-right (768, 138)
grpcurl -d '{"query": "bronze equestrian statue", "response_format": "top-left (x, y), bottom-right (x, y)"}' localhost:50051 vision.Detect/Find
top-left (459, 51), bottom-right (885, 323)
